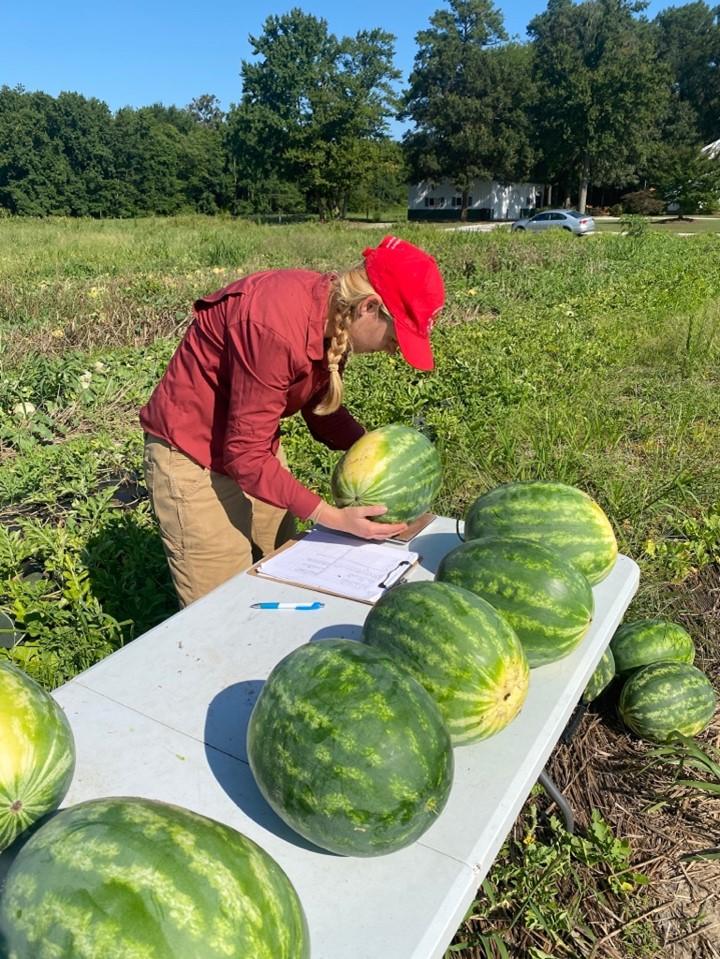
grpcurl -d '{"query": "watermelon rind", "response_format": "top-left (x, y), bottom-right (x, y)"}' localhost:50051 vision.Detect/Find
top-left (362, 580), bottom-right (529, 744)
top-left (436, 536), bottom-right (594, 668)
top-left (331, 424), bottom-right (442, 523)
top-left (618, 662), bottom-right (717, 743)
top-left (0, 796), bottom-right (310, 959)
top-left (247, 638), bottom-right (454, 856)
top-left (0, 660), bottom-right (75, 852)
top-left (582, 646), bottom-right (616, 704)
top-left (464, 480), bottom-right (618, 586)
top-left (610, 619), bottom-right (695, 675)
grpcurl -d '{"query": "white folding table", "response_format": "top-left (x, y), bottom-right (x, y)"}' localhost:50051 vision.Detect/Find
top-left (7, 517), bottom-right (639, 958)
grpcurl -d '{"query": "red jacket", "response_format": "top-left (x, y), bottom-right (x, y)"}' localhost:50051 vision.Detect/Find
top-left (139, 270), bottom-right (364, 519)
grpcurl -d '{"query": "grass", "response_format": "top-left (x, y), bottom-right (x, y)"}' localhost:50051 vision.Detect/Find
top-left (0, 215), bottom-right (718, 956)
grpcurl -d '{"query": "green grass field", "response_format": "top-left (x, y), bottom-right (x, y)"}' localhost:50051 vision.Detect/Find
top-left (1, 216), bottom-right (718, 957)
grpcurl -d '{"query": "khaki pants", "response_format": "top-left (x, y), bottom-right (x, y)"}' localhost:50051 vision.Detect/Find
top-left (143, 434), bottom-right (296, 608)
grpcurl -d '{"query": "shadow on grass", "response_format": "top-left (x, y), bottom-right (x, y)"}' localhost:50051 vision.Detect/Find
top-left (84, 510), bottom-right (177, 643)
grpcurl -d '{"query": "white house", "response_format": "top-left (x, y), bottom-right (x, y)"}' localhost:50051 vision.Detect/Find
top-left (408, 178), bottom-right (547, 222)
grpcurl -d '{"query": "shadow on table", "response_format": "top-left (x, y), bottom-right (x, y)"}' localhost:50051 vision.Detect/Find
top-left (204, 681), bottom-right (335, 855)
top-left (410, 530), bottom-right (464, 576)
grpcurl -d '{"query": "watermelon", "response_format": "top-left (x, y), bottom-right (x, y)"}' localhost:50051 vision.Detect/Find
top-left (436, 536), bottom-right (594, 668)
top-left (464, 480), bottom-right (618, 586)
top-left (247, 638), bottom-right (453, 856)
top-left (362, 581), bottom-right (529, 744)
top-left (610, 619), bottom-right (695, 675)
top-left (331, 424), bottom-right (442, 523)
top-left (618, 662), bottom-right (716, 743)
top-left (582, 646), bottom-right (616, 704)
top-left (0, 660), bottom-right (75, 852)
top-left (0, 797), bottom-right (310, 959)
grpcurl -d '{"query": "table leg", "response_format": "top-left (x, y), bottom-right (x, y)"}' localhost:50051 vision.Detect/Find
top-left (538, 769), bottom-right (575, 834)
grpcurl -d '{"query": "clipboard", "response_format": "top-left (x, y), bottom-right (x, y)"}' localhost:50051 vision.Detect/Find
top-left (388, 511), bottom-right (436, 543)
top-left (247, 527), bottom-right (422, 605)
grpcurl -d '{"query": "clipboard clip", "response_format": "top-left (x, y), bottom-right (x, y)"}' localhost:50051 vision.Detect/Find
top-left (378, 560), bottom-right (412, 590)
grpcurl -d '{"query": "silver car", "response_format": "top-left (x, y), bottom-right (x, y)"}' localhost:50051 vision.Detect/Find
top-left (511, 209), bottom-right (596, 235)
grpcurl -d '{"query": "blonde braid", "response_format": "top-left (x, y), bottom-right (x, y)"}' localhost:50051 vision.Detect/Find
top-left (314, 266), bottom-right (382, 415)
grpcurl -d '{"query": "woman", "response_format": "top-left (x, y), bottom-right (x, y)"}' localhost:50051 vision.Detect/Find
top-left (140, 234), bottom-right (445, 607)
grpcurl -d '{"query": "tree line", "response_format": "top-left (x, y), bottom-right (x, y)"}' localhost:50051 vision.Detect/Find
top-left (1, 0), bottom-right (718, 219)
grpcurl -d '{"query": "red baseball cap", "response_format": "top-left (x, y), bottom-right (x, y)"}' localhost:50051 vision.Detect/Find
top-left (362, 235), bottom-right (445, 371)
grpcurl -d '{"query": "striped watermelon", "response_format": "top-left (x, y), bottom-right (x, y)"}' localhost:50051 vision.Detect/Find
top-left (582, 646), bottom-right (616, 704)
top-left (618, 662), bottom-right (716, 743)
top-left (610, 619), bottom-right (695, 675)
top-left (0, 797), bottom-right (310, 959)
top-left (0, 660), bottom-right (75, 852)
top-left (464, 481), bottom-right (618, 586)
top-left (247, 638), bottom-right (453, 856)
top-left (331, 424), bottom-right (441, 523)
top-left (362, 581), bottom-right (529, 744)
top-left (436, 536), bottom-right (594, 668)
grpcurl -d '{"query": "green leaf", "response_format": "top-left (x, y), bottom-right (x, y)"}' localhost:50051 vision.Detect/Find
top-left (675, 779), bottom-right (720, 795)
top-left (680, 847), bottom-right (720, 862)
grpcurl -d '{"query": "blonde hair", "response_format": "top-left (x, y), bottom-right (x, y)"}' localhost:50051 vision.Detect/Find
top-left (314, 266), bottom-right (391, 415)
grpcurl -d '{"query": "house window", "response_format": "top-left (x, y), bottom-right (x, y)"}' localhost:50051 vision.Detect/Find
top-left (467, 196), bottom-right (473, 205)
top-left (424, 197), bottom-right (435, 207)
top-left (438, 197), bottom-right (446, 207)
top-left (452, 196), bottom-right (462, 207)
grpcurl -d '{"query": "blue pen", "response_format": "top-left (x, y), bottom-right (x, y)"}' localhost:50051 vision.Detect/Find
top-left (251, 601), bottom-right (325, 611)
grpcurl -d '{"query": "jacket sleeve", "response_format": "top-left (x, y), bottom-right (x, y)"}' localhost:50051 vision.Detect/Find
top-left (222, 320), bottom-right (322, 520)
top-left (301, 395), bottom-right (365, 451)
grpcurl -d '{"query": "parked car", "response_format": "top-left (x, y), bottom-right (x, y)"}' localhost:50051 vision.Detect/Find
top-left (511, 209), bottom-right (596, 235)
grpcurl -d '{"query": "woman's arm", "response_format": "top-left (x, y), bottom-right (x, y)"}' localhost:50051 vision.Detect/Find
top-left (223, 321), bottom-right (322, 520)
top-left (301, 402), bottom-right (365, 451)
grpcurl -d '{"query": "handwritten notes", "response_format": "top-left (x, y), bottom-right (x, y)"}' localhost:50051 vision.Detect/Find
top-left (254, 528), bottom-right (420, 604)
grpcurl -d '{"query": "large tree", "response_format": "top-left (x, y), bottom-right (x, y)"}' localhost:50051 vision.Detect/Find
top-left (228, 9), bottom-right (400, 217)
top-left (401, 0), bottom-right (535, 219)
top-left (528, 0), bottom-right (670, 212)
top-left (654, 2), bottom-right (720, 146)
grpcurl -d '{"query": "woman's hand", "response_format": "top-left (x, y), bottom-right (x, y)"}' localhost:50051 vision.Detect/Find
top-left (311, 502), bottom-right (408, 540)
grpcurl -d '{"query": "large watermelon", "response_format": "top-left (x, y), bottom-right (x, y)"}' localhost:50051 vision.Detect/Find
top-left (618, 662), bottom-right (716, 743)
top-left (331, 424), bottom-right (441, 523)
top-left (436, 536), bottom-right (594, 668)
top-left (362, 581), bottom-right (529, 744)
top-left (0, 660), bottom-right (75, 852)
top-left (610, 619), bottom-right (695, 675)
top-left (0, 797), bottom-right (310, 959)
top-left (247, 638), bottom-right (453, 856)
top-left (464, 480), bottom-right (618, 586)
top-left (582, 646), bottom-right (616, 704)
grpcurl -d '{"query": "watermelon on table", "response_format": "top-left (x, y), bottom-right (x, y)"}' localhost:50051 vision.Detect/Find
top-left (0, 797), bottom-right (310, 959)
top-left (247, 638), bottom-right (453, 856)
top-left (582, 646), bottom-right (616, 704)
top-left (0, 660), bottom-right (75, 852)
top-left (362, 580), bottom-right (529, 745)
top-left (464, 480), bottom-right (618, 586)
top-left (610, 619), bottom-right (695, 675)
top-left (331, 424), bottom-right (442, 523)
top-left (436, 536), bottom-right (594, 668)
top-left (618, 662), bottom-right (716, 743)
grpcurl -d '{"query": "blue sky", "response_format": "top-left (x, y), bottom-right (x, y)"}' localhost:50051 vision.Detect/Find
top-left (5, 0), bottom-right (671, 137)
